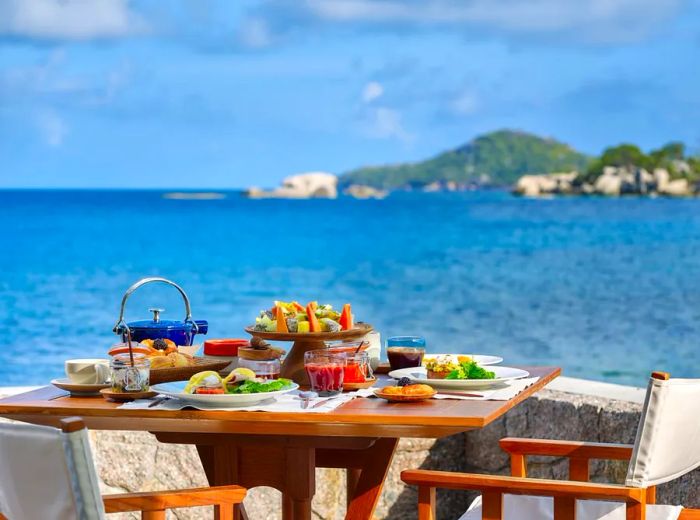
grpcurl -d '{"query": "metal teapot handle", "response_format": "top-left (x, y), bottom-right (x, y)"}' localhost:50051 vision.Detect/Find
top-left (112, 277), bottom-right (197, 336)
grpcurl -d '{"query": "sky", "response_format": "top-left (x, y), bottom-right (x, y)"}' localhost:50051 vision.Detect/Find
top-left (1, 0), bottom-right (699, 189)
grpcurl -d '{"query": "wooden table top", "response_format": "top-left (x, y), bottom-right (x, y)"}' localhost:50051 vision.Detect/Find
top-left (0, 366), bottom-right (560, 438)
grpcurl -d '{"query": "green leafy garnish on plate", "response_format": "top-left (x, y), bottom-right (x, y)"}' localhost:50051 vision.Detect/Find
top-left (227, 378), bottom-right (293, 394)
top-left (445, 361), bottom-right (496, 380)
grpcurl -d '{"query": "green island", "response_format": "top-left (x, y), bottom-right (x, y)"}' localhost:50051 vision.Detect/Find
top-left (339, 130), bottom-right (700, 197)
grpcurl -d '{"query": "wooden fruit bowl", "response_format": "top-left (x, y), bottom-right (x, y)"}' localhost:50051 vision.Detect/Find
top-left (245, 323), bottom-right (373, 385)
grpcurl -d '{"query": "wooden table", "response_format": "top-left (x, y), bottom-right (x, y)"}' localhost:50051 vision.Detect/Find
top-left (0, 366), bottom-right (559, 520)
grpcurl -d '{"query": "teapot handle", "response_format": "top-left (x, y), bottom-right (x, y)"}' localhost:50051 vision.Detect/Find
top-left (112, 277), bottom-right (197, 336)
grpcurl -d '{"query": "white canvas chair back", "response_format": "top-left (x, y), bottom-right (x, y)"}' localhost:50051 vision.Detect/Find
top-left (626, 373), bottom-right (700, 487)
top-left (0, 420), bottom-right (106, 520)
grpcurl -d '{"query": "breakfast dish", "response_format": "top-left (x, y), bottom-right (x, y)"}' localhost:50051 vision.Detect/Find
top-left (424, 356), bottom-right (495, 380)
top-left (422, 353), bottom-right (502, 371)
top-left (252, 301), bottom-right (355, 333)
top-left (109, 340), bottom-right (196, 369)
top-left (151, 368), bottom-right (299, 406)
top-left (374, 382), bottom-right (436, 402)
top-left (389, 366), bottom-right (530, 390)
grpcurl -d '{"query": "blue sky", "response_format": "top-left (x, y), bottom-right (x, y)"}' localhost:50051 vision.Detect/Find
top-left (1, 0), bottom-right (699, 188)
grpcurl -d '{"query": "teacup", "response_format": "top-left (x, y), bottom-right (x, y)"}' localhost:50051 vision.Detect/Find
top-left (65, 359), bottom-right (110, 385)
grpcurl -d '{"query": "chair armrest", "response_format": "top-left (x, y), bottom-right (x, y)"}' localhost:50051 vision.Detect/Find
top-left (499, 438), bottom-right (634, 461)
top-left (401, 470), bottom-right (646, 502)
top-left (103, 485), bottom-right (246, 513)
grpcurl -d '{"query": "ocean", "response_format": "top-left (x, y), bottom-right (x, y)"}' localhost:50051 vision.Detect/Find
top-left (2, 189), bottom-right (699, 386)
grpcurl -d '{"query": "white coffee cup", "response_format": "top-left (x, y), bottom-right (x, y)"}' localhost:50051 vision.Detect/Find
top-left (65, 359), bottom-right (110, 384)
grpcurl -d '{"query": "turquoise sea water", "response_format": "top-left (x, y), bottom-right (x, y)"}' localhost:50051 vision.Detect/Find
top-left (2, 190), bottom-right (700, 386)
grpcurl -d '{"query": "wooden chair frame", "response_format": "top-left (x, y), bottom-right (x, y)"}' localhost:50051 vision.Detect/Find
top-left (1, 417), bottom-right (247, 520)
top-left (401, 373), bottom-right (700, 520)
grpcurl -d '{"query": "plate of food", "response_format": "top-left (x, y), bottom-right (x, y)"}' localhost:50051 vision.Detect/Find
top-left (423, 353), bottom-right (503, 370)
top-left (246, 301), bottom-right (371, 338)
top-left (374, 383), bottom-right (436, 402)
top-left (389, 359), bottom-right (529, 390)
top-left (151, 368), bottom-right (299, 406)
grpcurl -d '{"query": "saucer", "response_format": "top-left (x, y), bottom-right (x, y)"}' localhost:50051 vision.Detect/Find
top-left (51, 378), bottom-right (110, 396)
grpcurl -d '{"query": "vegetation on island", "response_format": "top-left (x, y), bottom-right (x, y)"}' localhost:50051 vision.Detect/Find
top-left (340, 130), bottom-right (590, 189)
top-left (577, 142), bottom-right (700, 185)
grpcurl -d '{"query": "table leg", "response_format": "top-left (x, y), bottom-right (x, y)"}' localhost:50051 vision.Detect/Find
top-left (197, 444), bottom-right (241, 520)
top-left (197, 441), bottom-right (315, 520)
top-left (347, 468), bottom-right (361, 509)
top-left (344, 438), bottom-right (398, 520)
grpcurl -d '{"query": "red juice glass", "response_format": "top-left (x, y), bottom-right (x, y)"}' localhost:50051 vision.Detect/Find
top-left (304, 350), bottom-right (346, 396)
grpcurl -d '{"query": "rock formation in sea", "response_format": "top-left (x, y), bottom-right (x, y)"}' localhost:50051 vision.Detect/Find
top-left (514, 166), bottom-right (695, 197)
top-left (343, 184), bottom-right (388, 199)
top-left (246, 172), bottom-right (338, 199)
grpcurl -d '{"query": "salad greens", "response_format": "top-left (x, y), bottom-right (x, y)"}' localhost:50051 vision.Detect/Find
top-left (228, 378), bottom-right (293, 394)
top-left (445, 361), bottom-right (496, 380)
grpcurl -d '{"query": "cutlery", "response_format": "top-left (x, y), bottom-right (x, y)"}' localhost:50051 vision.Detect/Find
top-left (298, 391), bottom-right (318, 409)
top-left (311, 396), bottom-right (341, 408)
top-left (148, 396), bottom-right (170, 408)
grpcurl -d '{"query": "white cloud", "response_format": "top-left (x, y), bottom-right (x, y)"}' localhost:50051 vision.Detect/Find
top-left (452, 90), bottom-right (479, 116)
top-left (362, 81), bottom-right (384, 103)
top-left (0, 0), bottom-right (146, 41)
top-left (238, 17), bottom-right (274, 48)
top-left (295, 0), bottom-right (683, 44)
top-left (365, 107), bottom-right (414, 142)
top-left (37, 110), bottom-right (68, 148)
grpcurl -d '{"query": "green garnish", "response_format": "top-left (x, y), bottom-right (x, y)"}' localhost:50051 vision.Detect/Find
top-left (445, 361), bottom-right (496, 380)
top-left (227, 378), bottom-right (293, 394)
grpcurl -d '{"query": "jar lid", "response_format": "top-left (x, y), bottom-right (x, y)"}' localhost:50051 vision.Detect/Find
top-left (204, 339), bottom-right (249, 357)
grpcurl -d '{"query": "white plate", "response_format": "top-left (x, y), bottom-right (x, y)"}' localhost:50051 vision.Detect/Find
top-left (422, 353), bottom-right (503, 366)
top-left (51, 378), bottom-right (111, 396)
top-left (388, 366), bottom-right (530, 390)
top-left (151, 381), bottom-right (299, 407)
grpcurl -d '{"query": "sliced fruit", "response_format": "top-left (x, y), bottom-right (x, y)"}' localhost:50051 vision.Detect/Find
top-left (297, 321), bottom-right (310, 333)
top-left (339, 303), bottom-right (353, 330)
top-left (291, 301), bottom-right (305, 312)
top-left (320, 318), bottom-right (341, 332)
top-left (232, 367), bottom-right (257, 381)
top-left (308, 301), bottom-right (318, 313)
top-left (275, 306), bottom-right (289, 332)
top-left (306, 303), bottom-right (321, 332)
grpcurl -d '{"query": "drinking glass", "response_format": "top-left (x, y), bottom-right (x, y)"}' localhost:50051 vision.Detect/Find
top-left (304, 350), bottom-right (346, 396)
top-left (386, 336), bottom-right (426, 371)
top-left (110, 353), bottom-right (150, 393)
top-left (326, 347), bottom-right (373, 383)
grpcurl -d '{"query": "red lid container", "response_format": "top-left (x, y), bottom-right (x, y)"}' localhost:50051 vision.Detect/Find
top-left (203, 339), bottom-right (249, 357)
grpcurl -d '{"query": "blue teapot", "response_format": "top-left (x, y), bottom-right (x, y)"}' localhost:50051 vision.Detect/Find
top-left (112, 277), bottom-right (208, 346)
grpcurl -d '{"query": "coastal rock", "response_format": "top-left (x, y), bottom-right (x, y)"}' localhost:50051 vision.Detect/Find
top-left (594, 172), bottom-right (622, 195)
top-left (660, 178), bottom-right (690, 196)
top-left (514, 172), bottom-right (577, 196)
top-left (246, 172), bottom-right (338, 199)
top-left (344, 184), bottom-right (388, 199)
top-left (653, 168), bottom-right (670, 191)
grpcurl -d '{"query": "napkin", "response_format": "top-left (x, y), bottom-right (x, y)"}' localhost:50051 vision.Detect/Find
top-left (432, 377), bottom-right (540, 401)
top-left (118, 389), bottom-right (366, 413)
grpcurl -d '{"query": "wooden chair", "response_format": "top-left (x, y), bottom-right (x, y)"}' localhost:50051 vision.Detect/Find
top-left (401, 372), bottom-right (700, 520)
top-left (0, 417), bottom-right (246, 520)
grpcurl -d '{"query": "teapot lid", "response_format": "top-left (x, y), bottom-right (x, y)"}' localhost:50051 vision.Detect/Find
top-left (127, 308), bottom-right (193, 332)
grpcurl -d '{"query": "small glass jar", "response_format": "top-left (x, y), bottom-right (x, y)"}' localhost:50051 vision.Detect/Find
top-left (238, 357), bottom-right (281, 380)
top-left (110, 353), bottom-right (150, 392)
